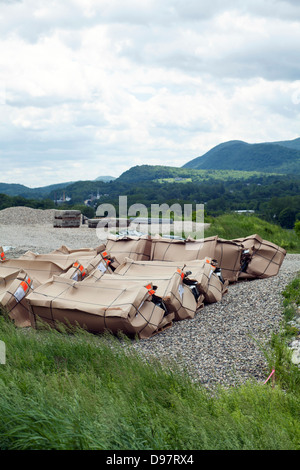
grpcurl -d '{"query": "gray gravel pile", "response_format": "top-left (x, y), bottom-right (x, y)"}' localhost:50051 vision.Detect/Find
top-left (0, 206), bottom-right (56, 225)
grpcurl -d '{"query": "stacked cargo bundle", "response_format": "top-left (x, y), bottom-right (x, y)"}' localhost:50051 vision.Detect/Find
top-left (27, 276), bottom-right (171, 339)
top-left (150, 235), bottom-right (243, 283)
top-left (53, 210), bottom-right (81, 228)
top-left (105, 233), bottom-right (152, 269)
top-left (0, 265), bottom-right (40, 327)
top-left (232, 234), bottom-right (287, 280)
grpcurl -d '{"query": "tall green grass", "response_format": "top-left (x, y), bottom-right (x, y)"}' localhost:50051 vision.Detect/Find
top-left (204, 214), bottom-right (300, 252)
top-left (0, 311), bottom-right (299, 450)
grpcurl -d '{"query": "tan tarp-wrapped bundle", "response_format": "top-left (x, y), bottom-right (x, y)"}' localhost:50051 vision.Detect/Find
top-left (26, 276), bottom-right (172, 339)
top-left (60, 251), bottom-right (114, 281)
top-left (105, 234), bottom-right (152, 269)
top-left (213, 238), bottom-right (244, 283)
top-left (0, 266), bottom-right (40, 327)
top-left (16, 245), bottom-right (111, 282)
top-left (150, 235), bottom-right (218, 262)
top-left (232, 234), bottom-right (287, 279)
top-left (0, 257), bottom-right (65, 284)
top-left (19, 245), bottom-right (106, 269)
top-left (113, 257), bottom-right (227, 306)
top-left (50, 244), bottom-right (106, 256)
top-left (95, 267), bottom-right (199, 321)
top-left (150, 235), bottom-right (243, 283)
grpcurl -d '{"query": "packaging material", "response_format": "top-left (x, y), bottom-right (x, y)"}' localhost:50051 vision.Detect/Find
top-left (98, 269), bottom-right (198, 321)
top-left (61, 252), bottom-right (114, 281)
top-left (0, 266), bottom-right (40, 327)
top-left (213, 238), bottom-right (244, 283)
top-left (26, 276), bottom-right (172, 339)
top-left (114, 257), bottom-right (227, 306)
top-left (50, 244), bottom-right (106, 255)
top-left (150, 235), bottom-right (218, 262)
top-left (232, 234), bottom-right (287, 279)
top-left (105, 234), bottom-right (152, 269)
top-left (0, 258), bottom-right (65, 284)
top-left (149, 235), bottom-right (242, 283)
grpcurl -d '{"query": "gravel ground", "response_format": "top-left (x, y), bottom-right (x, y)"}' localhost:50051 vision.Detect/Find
top-left (131, 255), bottom-right (300, 388)
top-left (1, 207), bottom-right (300, 388)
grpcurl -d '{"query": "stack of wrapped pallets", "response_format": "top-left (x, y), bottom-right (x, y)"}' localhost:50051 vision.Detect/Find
top-left (53, 210), bottom-right (81, 228)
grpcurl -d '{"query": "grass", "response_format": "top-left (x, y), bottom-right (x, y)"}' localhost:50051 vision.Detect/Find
top-left (204, 213), bottom-right (300, 252)
top-left (0, 299), bottom-right (300, 450)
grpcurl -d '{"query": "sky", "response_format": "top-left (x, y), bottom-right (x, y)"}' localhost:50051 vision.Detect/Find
top-left (0, 0), bottom-right (300, 187)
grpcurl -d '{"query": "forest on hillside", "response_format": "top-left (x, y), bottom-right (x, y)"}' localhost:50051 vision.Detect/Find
top-left (1, 171), bottom-right (300, 229)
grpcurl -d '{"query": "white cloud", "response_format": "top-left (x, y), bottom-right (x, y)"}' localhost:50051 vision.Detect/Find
top-left (0, 0), bottom-right (300, 186)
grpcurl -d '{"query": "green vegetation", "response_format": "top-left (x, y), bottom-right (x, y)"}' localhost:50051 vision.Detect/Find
top-left (295, 220), bottom-right (300, 238)
top-left (203, 214), bottom-right (300, 252)
top-left (117, 164), bottom-right (270, 183)
top-left (183, 140), bottom-right (300, 174)
top-left (0, 158), bottom-right (299, 232)
top-left (0, 306), bottom-right (299, 450)
top-left (0, 193), bottom-right (56, 211)
top-left (264, 274), bottom-right (300, 394)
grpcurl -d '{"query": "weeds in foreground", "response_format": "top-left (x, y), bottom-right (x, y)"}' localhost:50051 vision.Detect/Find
top-left (0, 303), bottom-right (299, 450)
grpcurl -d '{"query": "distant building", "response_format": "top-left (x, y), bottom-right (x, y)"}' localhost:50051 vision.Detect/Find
top-left (234, 210), bottom-right (255, 214)
top-left (54, 191), bottom-right (71, 204)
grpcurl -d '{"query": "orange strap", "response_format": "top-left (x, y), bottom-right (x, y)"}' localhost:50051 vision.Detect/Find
top-left (177, 269), bottom-right (185, 279)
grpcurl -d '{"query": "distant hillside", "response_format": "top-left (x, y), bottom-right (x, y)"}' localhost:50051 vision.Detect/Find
top-left (116, 164), bottom-right (268, 184)
top-left (94, 176), bottom-right (116, 182)
top-left (273, 137), bottom-right (300, 151)
top-left (0, 181), bottom-right (74, 199)
top-left (183, 140), bottom-right (300, 174)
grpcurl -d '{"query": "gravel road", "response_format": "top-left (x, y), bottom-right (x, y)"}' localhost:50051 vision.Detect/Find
top-left (1, 206), bottom-right (299, 388)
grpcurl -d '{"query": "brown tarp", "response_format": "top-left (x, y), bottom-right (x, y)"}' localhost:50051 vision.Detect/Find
top-left (150, 235), bottom-right (218, 262)
top-left (0, 258), bottom-right (65, 284)
top-left (149, 235), bottom-right (243, 283)
top-left (0, 266), bottom-right (40, 327)
top-left (113, 257), bottom-right (227, 306)
top-left (26, 276), bottom-right (172, 339)
top-left (105, 234), bottom-right (152, 269)
top-left (232, 234), bottom-right (287, 279)
top-left (94, 270), bottom-right (199, 321)
top-left (49, 244), bottom-right (106, 256)
top-left (60, 252), bottom-right (114, 281)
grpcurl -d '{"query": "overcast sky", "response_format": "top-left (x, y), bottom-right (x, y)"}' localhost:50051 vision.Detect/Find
top-left (1, 0), bottom-right (300, 187)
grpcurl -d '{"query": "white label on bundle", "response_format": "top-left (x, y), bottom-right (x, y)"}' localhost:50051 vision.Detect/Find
top-left (72, 272), bottom-right (79, 281)
top-left (178, 284), bottom-right (184, 299)
top-left (97, 261), bottom-right (107, 273)
top-left (136, 300), bottom-right (145, 316)
top-left (13, 286), bottom-right (26, 302)
top-left (209, 269), bottom-right (214, 279)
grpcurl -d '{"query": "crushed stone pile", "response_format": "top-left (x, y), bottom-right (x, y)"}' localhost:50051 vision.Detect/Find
top-left (0, 207), bottom-right (56, 225)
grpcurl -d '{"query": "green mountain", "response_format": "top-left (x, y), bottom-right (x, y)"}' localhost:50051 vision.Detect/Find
top-left (94, 176), bottom-right (116, 182)
top-left (116, 164), bottom-right (268, 184)
top-left (0, 181), bottom-right (74, 199)
top-left (182, 139), bottom-right (300, 174)
top-left (273, 137), bottom-right (300, 151)
top-left (0, 177), bottom-right (115, 199)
